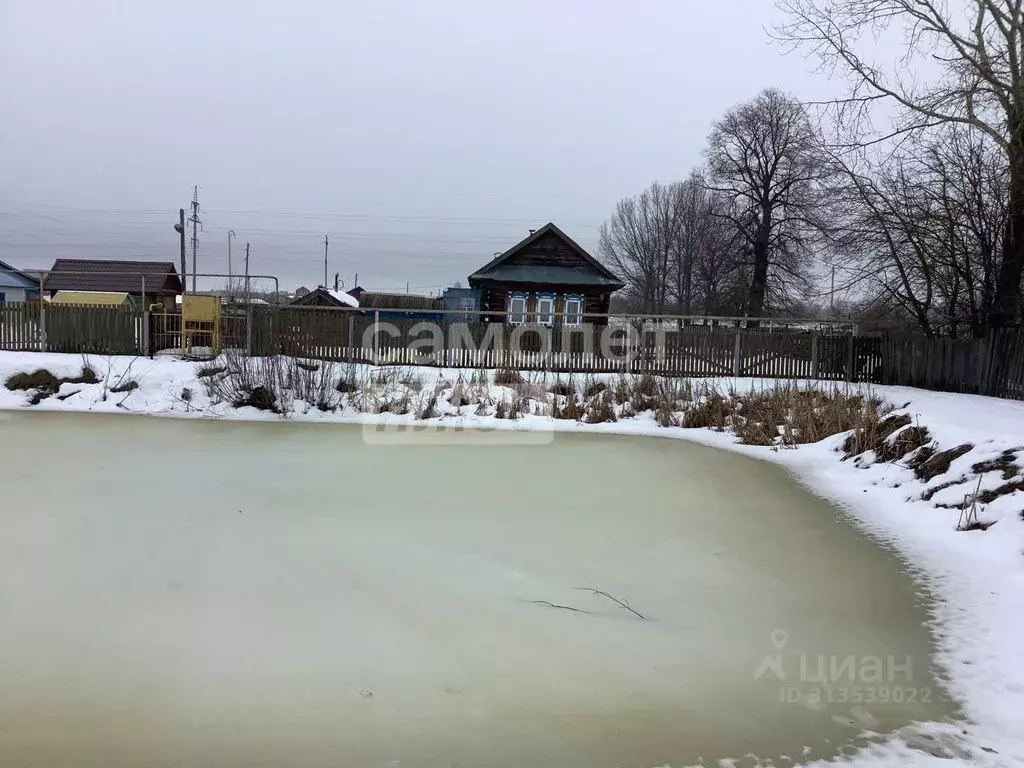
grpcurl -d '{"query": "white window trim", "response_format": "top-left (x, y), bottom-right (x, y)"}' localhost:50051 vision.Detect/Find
top-left (563, 295), bottom-right (584, 326)
top-left (508, 292), bottom-right (528, 324)
top-left (536, 293), bottom-right (555, 326)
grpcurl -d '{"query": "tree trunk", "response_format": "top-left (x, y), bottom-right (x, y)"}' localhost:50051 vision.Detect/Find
top-left (683, 248), bottom-right (693, 316)
top-left (746, 228), bottom-right (771, 326)
top-left (990, 132), bottom-right (1024, 331)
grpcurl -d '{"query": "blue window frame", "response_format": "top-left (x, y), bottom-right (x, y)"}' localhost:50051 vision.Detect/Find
top-left (535, 292), bottom-right (556, 325)
top-left (563, 294), bottom-right (584, 325)
top-left (508, 291), bottom-right (528, 324)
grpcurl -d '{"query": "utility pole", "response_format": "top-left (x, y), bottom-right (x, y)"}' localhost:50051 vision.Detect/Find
top-left (324, 234), bottom-right (329, 289)
top-left (244, 242), bottom-right (252, 356)
top-left (176, 209), bottom-right (186, 292)
top-left (244, 242), bottom-right (251, 303)
top-left (188, 185), bottom-right (202, 292)
top-left (227, 230), bottom-right (236, 300)
top-left (406, 282), bottom-right (410, 294)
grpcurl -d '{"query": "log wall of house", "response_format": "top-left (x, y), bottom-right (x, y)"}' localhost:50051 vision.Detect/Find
top-left (477, 284), bottom-right (611, 324)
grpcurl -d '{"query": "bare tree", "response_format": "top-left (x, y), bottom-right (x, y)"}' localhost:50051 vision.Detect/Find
top-left (669, 173), bottom-right (713, 315)
top-left (704, 88), bottom-right (828, 321)
top-left (923, 128), bottom-right (1008, 336)
top-left (774, 0), bottom-right (1024, 329)
top-left (599, 182), bottom-right (687, 313)
top-left (828, 125), bottom-right (1008, 337)
top-left (830, 149), bottom-right (941, 335)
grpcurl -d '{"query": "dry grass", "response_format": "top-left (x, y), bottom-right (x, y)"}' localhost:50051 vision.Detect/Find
top-left (5, 369), bottom-right (60, 392)
top-left (549, 378), bottom-right (575, 398)
top-left (234, 385), bottom-right (278, 412)
top-left (6, 364), bottom-right (103, 404)
top-left (684, 390), bottom-right (732, 430)
top-left (670, 382), bottom-right (894, 447)
top-left (552, 391), bottom-right (586, 421)
top-left (842, 413), bottom-right (910, 458)
top-left (876, 425), bottom-right (931, 462)
top-left (584, 391), bottom-right (617, 424)
top-left (909, 443), bottom-right (974, 481)
top-left (494, 368), bottom-right (523, 386)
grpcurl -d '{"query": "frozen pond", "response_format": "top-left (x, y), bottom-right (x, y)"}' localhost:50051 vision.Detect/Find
top-left (0, 412), bottom-right (956, 767)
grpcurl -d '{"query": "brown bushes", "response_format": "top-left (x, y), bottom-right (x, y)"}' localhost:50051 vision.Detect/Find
top-left (684, 392), bottom-right (731, 430)
top-left (6, 365), bottom-right (102, 404)
top-left (875, 425), bottom-right (931, 462)
top-left (5, 369), bottom-right (60, 392)
top-left (584, 391), bottom-right (617, 424)
top-left (233, 385), bottom-right (278, 412)
top-left (494, 368), bottom-right (523, 386)
top-left (552, 394), bottom-right (586, 421)
top-left (548, 379), bottom-right (575, 398)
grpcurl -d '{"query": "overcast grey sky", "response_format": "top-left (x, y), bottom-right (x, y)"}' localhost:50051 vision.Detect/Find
top-left (0, 0), bottom-right (840, 294)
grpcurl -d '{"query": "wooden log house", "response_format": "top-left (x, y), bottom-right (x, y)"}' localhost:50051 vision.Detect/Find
top-left (467, 223), bottom-right (624, 325)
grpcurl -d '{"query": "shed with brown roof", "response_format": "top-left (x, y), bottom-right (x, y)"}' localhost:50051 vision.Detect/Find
top-left (43, 259), bottom-right (184, 300)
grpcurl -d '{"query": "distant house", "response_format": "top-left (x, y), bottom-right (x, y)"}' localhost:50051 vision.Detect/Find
top-left (467, 223), bottom-right (623, 325)
top-left (43, 259), bottom-right (183, 310)
top-left (443, 286), bottom-right (481, 321)
top-left (0, 260), bottom-right (41, 303)
top-left (289, 287), bottom-right (360, 308)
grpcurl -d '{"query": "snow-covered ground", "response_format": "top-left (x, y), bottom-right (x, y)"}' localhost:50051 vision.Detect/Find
top-left (2, 350), bottom-right (1023, 767)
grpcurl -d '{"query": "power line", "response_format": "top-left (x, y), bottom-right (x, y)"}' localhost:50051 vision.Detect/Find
top-left (0, 200), bottom-right (604, 227)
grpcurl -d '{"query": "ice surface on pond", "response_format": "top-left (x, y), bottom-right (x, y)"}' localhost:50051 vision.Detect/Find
top-left (0, 412), bottom-right (957, 767)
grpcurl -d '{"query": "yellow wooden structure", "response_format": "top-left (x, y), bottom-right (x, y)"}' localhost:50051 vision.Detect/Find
top-left (51, 291), bottom-right (134, 307)
top-left (182, 294), bottom-right (221, 356)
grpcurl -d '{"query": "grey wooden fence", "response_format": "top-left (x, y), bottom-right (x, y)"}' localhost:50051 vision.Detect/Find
top-left (2, 301), bottom-right (1022, 400)
top-left (247, 307), bottom-right (883, 382)
top-left (880, 329), bottom-right (1024, 400)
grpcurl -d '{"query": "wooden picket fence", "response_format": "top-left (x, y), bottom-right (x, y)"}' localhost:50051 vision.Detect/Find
top-left (0, 301), bottom-right (40, 350)
top-left (2, 301), bottom-right (1022, 399)
top-left (247, 307), bottom-right (884, 382)
top-left (0, 302), bottom-right (142, 355)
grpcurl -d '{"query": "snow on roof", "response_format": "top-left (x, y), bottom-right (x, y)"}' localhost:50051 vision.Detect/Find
top-left (327, 289), bottom-right (359, 308)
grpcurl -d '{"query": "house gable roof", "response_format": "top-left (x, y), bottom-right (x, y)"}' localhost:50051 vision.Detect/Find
top-left (468, 223), bottom-right (624, 289)
top-left (289, 287), bottom-right (360, 308)
top-left (43, 259), bottom-right (183, 295)
top-left (0, 260), bottom-right (40, 290)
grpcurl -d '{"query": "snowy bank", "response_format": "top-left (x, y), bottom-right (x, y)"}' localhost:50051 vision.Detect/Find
top-left (1, 350), bottom-right (1023, 767)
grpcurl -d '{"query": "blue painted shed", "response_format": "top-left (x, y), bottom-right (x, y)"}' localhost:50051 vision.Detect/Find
top-left (0, 260), bottom-right (41, 303)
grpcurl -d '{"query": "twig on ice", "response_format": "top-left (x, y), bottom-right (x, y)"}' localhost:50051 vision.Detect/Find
top-left (573, 587), bottom-right (647, 620)
top-left (529, 600), bottom-right (589, 614)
